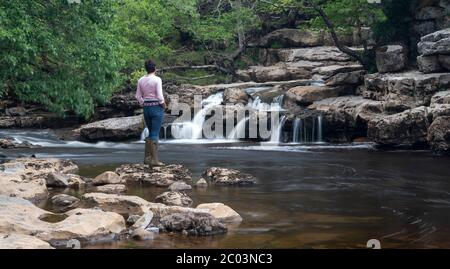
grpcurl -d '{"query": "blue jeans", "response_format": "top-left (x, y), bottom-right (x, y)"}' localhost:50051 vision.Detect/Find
top-left (143, 105), bottom-right (164, 142)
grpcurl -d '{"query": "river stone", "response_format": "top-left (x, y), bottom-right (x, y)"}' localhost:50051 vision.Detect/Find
top-left (82, 192), bottom-right (152, 216)
top-left (95, 184), bottom-right (127, 194)
top-left (195, 178), bottom-right (208, 188)
top-left (76, 115), bottom-right (143, 142)
top-left (168, 182), bottom-right (192, 192)
top-left (51, 194), bottom-right (80, 208)
top-left (0, 195), bottom-right (125, 247)
top-left (196, 203), bottom-right (242, 223)
top-left (203, 167), bottom-right (256, 186)
top-left (428, 116), bottom-right (450, 154)
top-left (158, 212), bottom-right (227, 236)
top-left (92, 171), bottom-right (124, 186)
top-left (155, 191), bottom-right (193, 207)
top-left (115, 163), bottom-right (192, 187)
top-left (1, 158), bottom-right (78, 175)
top-left (367, 106), bottom-right (429, 146)
top-left (0, 233), bottom-right (54, 249)
top-left (126, 215), bottom-right (141, 226)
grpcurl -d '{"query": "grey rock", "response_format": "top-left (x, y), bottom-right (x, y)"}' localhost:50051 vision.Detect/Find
top-left (155, 191), bottom-right (193, 207)
top-left (168, 182), bottom-right (192, 192)
top-left (376, 45), bottom-right (407, 73)
top-left (158, 212), bottom-right (227, 236)
top-left (428, 116), bottom-right (450, 153)
top-left (203, 167), bottom-right (256, 186)
top-left (417, 55), bottom-right (442, 73)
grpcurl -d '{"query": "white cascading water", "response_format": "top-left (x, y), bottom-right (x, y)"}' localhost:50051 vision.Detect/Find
top-left (269, 115), bottom-right (286, 143)
top-left (293, 118), bottom-right (302, 143)
top-left (227, 117), bottom-right (249, 139)
top-left (291, 116), bottom-right (324, 143)
top-left (170, 92), bottom-right (224, 140)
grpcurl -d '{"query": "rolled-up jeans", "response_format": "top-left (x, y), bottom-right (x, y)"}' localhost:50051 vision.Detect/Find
top-left (143, 104), bottom-right (164, 142)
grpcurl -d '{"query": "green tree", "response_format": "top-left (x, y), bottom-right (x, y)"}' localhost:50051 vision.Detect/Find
top-left (0, 0), bottom-right (123, 119)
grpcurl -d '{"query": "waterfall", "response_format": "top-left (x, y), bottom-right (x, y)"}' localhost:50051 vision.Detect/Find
top-left (317, 115), bottom-right (323, 142)
top-left (228, 117), bottom-right (249, 139)
top-left (272, 94), bottom-right (284, 110)
top-left (290, 115), bottom-right (324, 143)
top-left (293, 118), bottom-right (302, 143)
top-left (171, 92), bottom-right (223, 140)
top-left (270, 115), bottom-right (286, 143)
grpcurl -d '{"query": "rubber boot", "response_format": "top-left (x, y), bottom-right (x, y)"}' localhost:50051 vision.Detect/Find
top-left (149, 141), bottom-right (164, 166)
top-left (144, 139), bottom-right (152, 165)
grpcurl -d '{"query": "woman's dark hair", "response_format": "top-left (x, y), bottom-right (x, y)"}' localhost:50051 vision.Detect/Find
top-left (145, 60), bottom-right (156, 73)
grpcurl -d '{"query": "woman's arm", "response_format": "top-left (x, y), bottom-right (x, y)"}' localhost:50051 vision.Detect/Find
top-left (156, 77), bottom-right (166, 105)
top-left (135, 80), bottom-right (144, 106)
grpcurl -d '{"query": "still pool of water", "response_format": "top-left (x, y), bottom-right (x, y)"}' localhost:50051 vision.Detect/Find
top-left (2, 130), bottom-right (450, 248)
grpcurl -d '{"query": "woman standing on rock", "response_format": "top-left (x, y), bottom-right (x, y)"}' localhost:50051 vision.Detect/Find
top-left (135, 59), bottom-right (166, 167)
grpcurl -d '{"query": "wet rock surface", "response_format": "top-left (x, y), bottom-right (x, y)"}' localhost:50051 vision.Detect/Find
top-left (203, 167), bottom-right (256, 186)
top-left (0, 233), bottom-right (54, 249)
top-left (155, 191), bottom-right (193, 207)
top-left (158, 212), bottom-right (227, 236)
top-left (115, 164), bottom-right (192, 187)
top-left (196, 203), bottom-right (242, 223)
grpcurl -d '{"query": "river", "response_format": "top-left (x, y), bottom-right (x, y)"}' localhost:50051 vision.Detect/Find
top-left (1, 129), bottom-right (450, 249)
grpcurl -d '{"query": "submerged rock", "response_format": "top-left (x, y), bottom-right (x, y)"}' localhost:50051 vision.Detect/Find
top-left (95, 184), bottom-right (127, 194)
top-left (168, 182), bottom-right (192, 192)
top-left (195, 178), bottom-right (208, 188)
top-left (428, 116), bottom-right (450, 154)
top-left (0, 195), bottom-right (126, 247)
top-left (115, 163), bottom-right (192, 187)
top-left (131, 211), bottom-right (154, 230)
top-left (155, 191), bottom-right (193, 207)
top-left (196, 203), bottom-right (243, 224)
top-left (131, 227), bottom-right (154, 241)
top-left (0, 233), bottom-right (54, 249)
top-left (92, 171), bottom-right (124, 186)
top-left (203, 167), bottom-right (256, 186)
top-left (158, 212), bottom-right (227, 236)
top-left (51, 194), bottom-right (80, 209)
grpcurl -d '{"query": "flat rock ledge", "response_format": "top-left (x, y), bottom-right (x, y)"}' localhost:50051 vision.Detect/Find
top-left (115, 163), bottom-right (192, 187)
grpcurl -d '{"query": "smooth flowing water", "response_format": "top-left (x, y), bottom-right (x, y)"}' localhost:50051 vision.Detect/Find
top-left (2, 129), bottom-right (450, 249)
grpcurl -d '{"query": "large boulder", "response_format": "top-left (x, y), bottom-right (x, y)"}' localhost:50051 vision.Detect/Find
top-left (46, 173), bottom-right (86, 189)
top-left (155, 191), bottom-right (193, 207)
top-left (196, 203), bottom-right (242, 223)
top-left (362, 71), bottom-right (450, 110)
top-left (417, 28), bottom-right (450, 56)
top-left (427, 116), bottom-right (450, 154)
top-left (417, 55), bottom-right (443, 73)
top-left (115, 164), bottom-right (192, 187)
top-left (203, 167), bottom-right (256, 186)
top-left (255, 29), bottom-right (324, 48)
top-left (77, 115), bottom-right (143, 142)
top-left (367, 106), bottom-right (429, 146)
top-left (0, 233), bottom-right (54, 249)
top-left (0, 195), bottom-right (125, 247)
top-left (375, 45), bottom-right (407, 73)
top-left (285, 86), bottom-right (354, 107)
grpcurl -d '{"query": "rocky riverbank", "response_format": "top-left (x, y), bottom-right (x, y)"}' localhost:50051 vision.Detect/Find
top-left (0, 157), bottom-right (248, 248)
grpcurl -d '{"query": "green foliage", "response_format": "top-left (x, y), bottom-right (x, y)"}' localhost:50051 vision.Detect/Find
top-left (0, 0), bottom-right (123, 119)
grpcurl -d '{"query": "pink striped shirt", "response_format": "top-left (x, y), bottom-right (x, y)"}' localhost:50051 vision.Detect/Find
top-left (135, 74), bottom-right (165, 105)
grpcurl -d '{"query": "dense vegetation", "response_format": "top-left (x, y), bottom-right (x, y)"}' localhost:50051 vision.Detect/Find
top-left (0, 0), bottom-right (413, 119)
